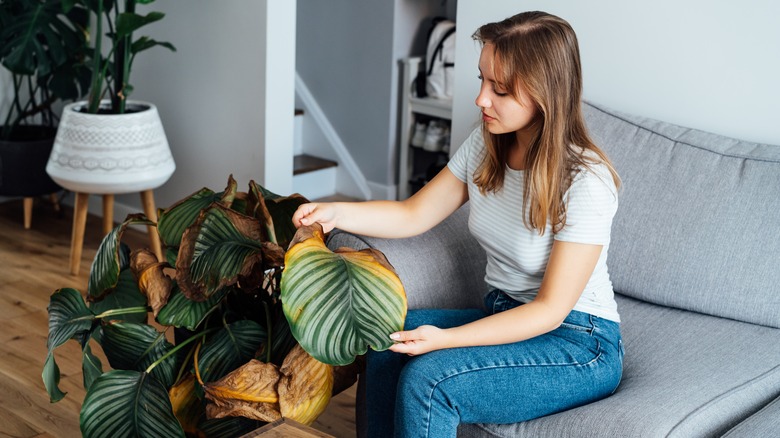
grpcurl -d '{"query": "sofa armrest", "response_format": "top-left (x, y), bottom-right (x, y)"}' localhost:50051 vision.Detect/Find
top-left (325, 203), bottom-right (487, 310)
top-left (721, 394), bottom-right (780, 437)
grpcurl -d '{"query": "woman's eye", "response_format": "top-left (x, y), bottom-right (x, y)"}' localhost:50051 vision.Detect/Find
top-left (477, 75), bottom-right (483, 81)
top-left (494, 89), bottom-right (508, 97)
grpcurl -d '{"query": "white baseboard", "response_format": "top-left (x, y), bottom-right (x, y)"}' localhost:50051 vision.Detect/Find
top-left (368, 181), bottom-right (398, 201)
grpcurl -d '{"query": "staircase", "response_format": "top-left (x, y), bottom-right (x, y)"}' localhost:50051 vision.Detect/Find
top-left (292, 109), bottom-right (339, 200)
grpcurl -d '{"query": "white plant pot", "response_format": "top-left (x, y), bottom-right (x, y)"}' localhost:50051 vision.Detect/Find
top-left (46, 100), bottom-right (176, 194)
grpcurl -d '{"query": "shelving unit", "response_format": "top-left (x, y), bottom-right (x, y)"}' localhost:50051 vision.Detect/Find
top-left (397, 57), bottom-right (453, 200)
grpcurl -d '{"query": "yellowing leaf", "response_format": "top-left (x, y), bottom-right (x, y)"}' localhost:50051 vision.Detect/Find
top-left (168, 374), bottom-right (201, 435)
top-left (278, 344), bottom-right (333, 425)
top-left (281, 224), bottom-right (407, 365)
top-left (203, 359), bottom-right (281, 422)
top-left (131, 249), bottom-right (172, 316)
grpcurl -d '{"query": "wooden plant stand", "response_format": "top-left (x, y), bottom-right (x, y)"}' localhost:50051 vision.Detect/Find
top-left (69, 189), bottom-right (163, 275)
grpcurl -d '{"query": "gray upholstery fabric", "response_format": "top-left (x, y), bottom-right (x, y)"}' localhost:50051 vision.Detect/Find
top-left (583, 102), bottom-right (780, 328)
top-left (722, 394), bottom-right (780, 437)
top-left (458, 294), bottom-right (780, 437)
top-left (327, 204), bottom-right (488, 311)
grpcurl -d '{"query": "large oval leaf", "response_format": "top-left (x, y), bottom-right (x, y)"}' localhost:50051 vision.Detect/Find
top-left (280, 225), bottom-right (407, 366)
top-left (197, 320), bottom-right (266, 383)
top-left (175, 204), bottom-right (284, 301)
top-left (101, 322), bottom-right (178, 387)
top-left (80, 370), bottom-right (184, 438)
top-left (88, 215), bottom-right (154, 298)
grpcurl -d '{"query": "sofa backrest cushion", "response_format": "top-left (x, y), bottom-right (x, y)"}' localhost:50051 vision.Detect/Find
top-left (583, 102), bottom-right (780, 328)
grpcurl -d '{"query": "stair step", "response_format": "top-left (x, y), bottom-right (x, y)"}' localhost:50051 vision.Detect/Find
top-left (294, 154), bottom-right (337, 175)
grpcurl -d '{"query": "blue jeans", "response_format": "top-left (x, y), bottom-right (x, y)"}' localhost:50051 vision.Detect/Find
top-left (364, 289), bottom-right (624, 438)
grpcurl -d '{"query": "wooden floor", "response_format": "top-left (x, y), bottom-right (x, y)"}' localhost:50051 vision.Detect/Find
top-left (0, 196), bottom-right (356, 437)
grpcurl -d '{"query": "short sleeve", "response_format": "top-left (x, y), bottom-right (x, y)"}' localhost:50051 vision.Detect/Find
top-left (447, 128), bottom-right (482, 183)
top-left (554, 165), bottom-right (619, 245)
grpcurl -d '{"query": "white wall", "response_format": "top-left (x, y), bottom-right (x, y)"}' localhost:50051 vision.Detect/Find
top-left (116, 0), bottom-right (295, 215)
top-left (452, 0), bottom-right (780, 150)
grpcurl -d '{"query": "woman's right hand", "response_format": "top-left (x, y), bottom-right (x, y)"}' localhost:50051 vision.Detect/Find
top-left (292, 202), bottom-right (339, 233)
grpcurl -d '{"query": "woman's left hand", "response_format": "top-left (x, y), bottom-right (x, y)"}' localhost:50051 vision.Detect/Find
top-left (388, 325), bottom-right (451, 356)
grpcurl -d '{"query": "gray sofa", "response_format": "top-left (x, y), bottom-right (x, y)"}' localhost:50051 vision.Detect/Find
top-left (327, 102), bottom-right (780, 437)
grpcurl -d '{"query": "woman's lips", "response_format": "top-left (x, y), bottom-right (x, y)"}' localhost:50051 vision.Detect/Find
top-left (482, 112), bottom-right (495, 122)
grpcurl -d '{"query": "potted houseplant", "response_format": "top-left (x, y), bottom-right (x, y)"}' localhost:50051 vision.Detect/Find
top-left (44, 0), bottom-right (178, 273)
top-left (0, 0), bottom-right (90, 226)
top-left (44, 176), bottom-right (407, 437)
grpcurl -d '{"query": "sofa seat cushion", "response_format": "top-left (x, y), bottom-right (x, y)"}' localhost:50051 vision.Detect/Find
top-left (458, 294), bottom-right (780, 438)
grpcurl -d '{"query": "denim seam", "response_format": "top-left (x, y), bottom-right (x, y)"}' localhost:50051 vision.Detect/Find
top-left (421, 353), bottom-right (604, 436)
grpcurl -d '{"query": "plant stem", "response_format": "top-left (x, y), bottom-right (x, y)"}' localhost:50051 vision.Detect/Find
top-left (93, 306), bottom-right (149, 319)
top-left (145, 327), bottom-right (219, 374)
top-left (87, 0), bottom-right (104, 113)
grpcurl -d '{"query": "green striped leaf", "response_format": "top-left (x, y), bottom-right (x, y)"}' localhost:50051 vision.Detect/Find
top-left (156, 285), bottom-right (226, 331)
top-left (157, 176), bottom-right (237, 249)
top-left (197, 320), bottom-right (266, 383)
top-left (88, 215), bottom-right (154, 299)
top-left (43, 288), bottom-right (95, 402)
top-left (280, 225), bottom-right (407, 366)
top-left (101, 322), bottom-right (178, 387)
top-left (175, 204), bottom-right (284, 301)
top-left (82, 342), bottom-right (103, 391)
top-left (80, 370), bottom-right (184, 438)
top-left (89, 269), bottom-right (148, 324)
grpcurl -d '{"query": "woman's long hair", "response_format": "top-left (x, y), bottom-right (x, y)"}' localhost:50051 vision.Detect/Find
top-left (473, 11), bottom-right (620, 234)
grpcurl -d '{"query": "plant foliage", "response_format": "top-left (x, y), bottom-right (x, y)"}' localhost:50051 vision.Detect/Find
top-left (44, 176), bottom-right (407, 437)
top-left (0, 0), bottom-right (90, 139)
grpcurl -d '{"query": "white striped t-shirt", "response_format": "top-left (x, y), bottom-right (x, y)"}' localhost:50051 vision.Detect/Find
top-left (448, 128), bottom-right (620, 322)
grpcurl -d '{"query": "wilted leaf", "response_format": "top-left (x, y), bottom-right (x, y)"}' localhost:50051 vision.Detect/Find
top-left (278, 344), bottom-right (333, 425)
top-left (43, 288), bottom-right (95, 402)
top-left (169, 374), bottom-right (202, 435)
top-left (280, 224), bottom-right (407, 366)
top-left (203, 359), bottom-right (281, 422)
top-left (176, 204), bottom-right (284, 301)
top-left (247, 181), bottom-right (309, 249)
top-left (88, 214), bottom-right (154, 299)
top-left (131, 249), bottom-right (173, 316)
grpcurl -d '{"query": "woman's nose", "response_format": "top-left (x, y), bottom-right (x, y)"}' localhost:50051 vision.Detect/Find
top-left (475, 88), bottom-right (490, 109)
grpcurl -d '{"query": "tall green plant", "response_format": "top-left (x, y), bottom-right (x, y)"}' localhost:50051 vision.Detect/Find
top-left (44, 176), bottom-right (407, 437)
top-left (76, 0), bottom-right (176, 114)
top-left (0, 0), bottom-right (90, 139)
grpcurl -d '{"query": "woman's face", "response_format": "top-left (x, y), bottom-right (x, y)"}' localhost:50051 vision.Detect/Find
top-left (475, 44), bottom-right (538, 139)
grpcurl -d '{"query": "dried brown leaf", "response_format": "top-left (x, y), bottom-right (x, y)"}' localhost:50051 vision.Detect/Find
top-left (203, 359), bottom-right (282, 422)
top-left (278, 344), bottom-right (334, 425)
top-left (131, 249), bottom-right (173, 316)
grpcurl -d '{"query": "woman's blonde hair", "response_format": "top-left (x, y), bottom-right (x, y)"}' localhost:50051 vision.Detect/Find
top-left (472, 11), bottom-right (620, 234)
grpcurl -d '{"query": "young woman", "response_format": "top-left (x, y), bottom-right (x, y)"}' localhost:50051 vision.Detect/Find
top-left (293, 11), bottom-right (623, 437)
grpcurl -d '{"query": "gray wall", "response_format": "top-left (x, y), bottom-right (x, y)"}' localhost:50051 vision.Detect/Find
top-left (451, 0), bottom-right (780, 150)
